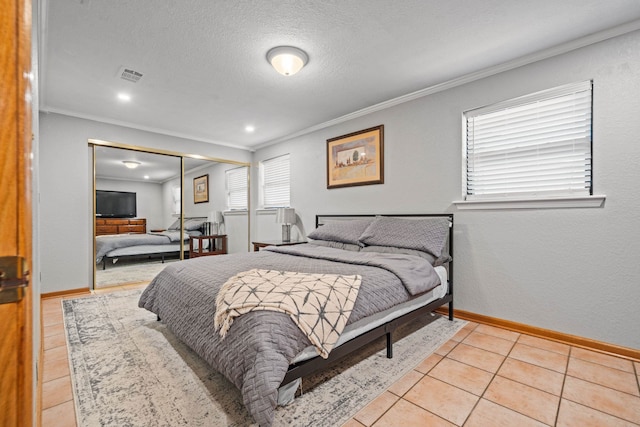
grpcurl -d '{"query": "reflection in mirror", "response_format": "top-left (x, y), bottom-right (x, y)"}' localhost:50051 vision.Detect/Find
top-left (181, 157), bottom-right (249, 254)
top-left (93, 144), bottom-right (250, 291)
top-left (94, 146), bottom-right (185, 289)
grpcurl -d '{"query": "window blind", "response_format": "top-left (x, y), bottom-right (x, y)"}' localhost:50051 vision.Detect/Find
top-left (225, 167), bottom-right (248, 210)
top-left (465, 81), bottom-right (592, 200)
top-left (261, 154), bottom-right (290, 208)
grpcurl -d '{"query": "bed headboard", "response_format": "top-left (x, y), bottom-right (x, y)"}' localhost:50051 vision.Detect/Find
top-left (315, 213), bottom-right (454, 285)
top-left (315, 213), bottom-right (453, 228)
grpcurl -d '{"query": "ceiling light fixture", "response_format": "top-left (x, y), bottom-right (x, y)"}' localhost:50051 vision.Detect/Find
top-left (266, 46), bottom-right (308, 76)
top-left (117, 93), bottom-right (131, 102)
top-left (122, 161), bottom-right (141, 169)
top-left (245, 125), bottom-right (255, 133)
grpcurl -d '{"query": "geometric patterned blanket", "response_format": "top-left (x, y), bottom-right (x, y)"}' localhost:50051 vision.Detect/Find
top-left (214, 269), bottom-right (361, 358)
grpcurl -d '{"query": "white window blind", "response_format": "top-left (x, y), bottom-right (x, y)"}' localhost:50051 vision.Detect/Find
top-left (465, 81), bottom-right (592, 200)
top-left (225, 167), bottom-right (248, 210)
top-left (261, 154), bottom-right (290, 208)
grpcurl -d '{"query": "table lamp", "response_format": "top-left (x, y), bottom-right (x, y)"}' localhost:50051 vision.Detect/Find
top-left (275, 207), bottom-right (296, 242)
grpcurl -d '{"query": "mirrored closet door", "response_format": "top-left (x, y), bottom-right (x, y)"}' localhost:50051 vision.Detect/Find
top-left (91, 141), bottom-right (250, 290)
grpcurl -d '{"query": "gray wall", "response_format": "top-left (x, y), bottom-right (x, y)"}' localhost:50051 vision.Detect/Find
top-left (252, 31), bottom-right (640, 350)
top-left (39, 113), bottom-right (251, 293)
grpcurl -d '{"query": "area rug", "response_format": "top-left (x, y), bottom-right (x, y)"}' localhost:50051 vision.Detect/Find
top-left (94, 259), bottom-right (178, 288)
top-left (63, 289), bottom-right (466, 426)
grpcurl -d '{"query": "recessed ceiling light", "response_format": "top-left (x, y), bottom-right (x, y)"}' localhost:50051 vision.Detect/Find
top-left (144, 175), bottom-right (150, 179)
top-left (117, 93), bottom-right (131, 102)
top-left (122, 161), bottom-right (141, 169)
top-left (245, 125), bottom-right (255, 133)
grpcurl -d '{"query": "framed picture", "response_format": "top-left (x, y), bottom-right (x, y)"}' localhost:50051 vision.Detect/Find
top-left (193, 174), bottom-right (209, 204)
top-left (327, 125), bottom-right (384, 189)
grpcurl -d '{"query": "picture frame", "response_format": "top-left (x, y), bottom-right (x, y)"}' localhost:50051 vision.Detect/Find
top-left (327, 125), bottom-right (384, 189)
top-left (193, 174), bottom-right (209, 204)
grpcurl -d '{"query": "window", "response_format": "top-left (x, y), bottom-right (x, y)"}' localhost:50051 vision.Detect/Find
top-left (225, 167), bottom-right (248, 210)
top-left (464, 81), bottom-right (592, 201)
top-left (260, 154), bottom-right (290, 208)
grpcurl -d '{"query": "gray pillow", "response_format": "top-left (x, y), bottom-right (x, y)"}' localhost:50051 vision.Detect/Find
top-left (168, 217), bottom-right (207, 231)
top-left (360, 245), bottom-right (437, 264)
top-left (167, 218), bottom-right (181, 230)
top-left (307, 218), bottom-right (373, 246)
top-left (184, 217), bottom-right (206, 231)
top-left (359, 216), bottom-right (450, 258)
top-left (308, 239), bottom-right (362, 252)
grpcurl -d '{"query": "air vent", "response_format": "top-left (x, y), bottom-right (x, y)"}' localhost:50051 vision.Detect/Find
top-left (117, 66), bottom-right (143, 83)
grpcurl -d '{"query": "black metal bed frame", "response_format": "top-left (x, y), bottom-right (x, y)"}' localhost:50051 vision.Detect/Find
top-left (281, 213), bottom-right (454, 386)
top-left (101, 249), bottom-right (187, 270)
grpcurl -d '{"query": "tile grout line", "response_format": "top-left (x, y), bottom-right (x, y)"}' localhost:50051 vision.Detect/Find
top-left (460, 329), bottom-right (519, 426)
top-left (552, 343), bottom-right (573, 426)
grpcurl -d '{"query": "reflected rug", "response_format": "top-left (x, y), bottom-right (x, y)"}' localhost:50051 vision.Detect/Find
top-left (63, 289), bottom-right (465, 426)
top-left (95, 259), bottom-right (178, 288)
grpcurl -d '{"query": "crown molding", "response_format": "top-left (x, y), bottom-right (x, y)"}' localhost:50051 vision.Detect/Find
top-left (254, 19), bottom-right (640, 150)
top-left (40, 108), bottom-right (252, 152)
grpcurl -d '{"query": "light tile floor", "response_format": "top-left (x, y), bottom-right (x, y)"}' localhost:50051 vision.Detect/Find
top-left (41, 285), bottom-right (640, 426)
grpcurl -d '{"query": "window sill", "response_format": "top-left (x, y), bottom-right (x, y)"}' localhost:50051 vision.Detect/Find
top-left (223, 210), bottom-right (248, 216)
top-left (256, 208), bottom-right (288, 215)
top-left (453, 195), bottom-right (606, 210)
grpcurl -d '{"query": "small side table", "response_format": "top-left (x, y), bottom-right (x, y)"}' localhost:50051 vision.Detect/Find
top-left (252, 240), bottom-right (306, 252)
top-left (190, 235), bottom-right (228, 258)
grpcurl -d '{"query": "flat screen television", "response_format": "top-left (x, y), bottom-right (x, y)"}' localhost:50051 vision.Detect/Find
top-left (96, 190), bottom-right (137, 218)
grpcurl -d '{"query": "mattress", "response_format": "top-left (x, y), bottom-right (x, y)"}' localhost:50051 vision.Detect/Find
top-left (104, 239), bottom-right (210, 258)
top-left (104, 243), bottom-right (183, 257)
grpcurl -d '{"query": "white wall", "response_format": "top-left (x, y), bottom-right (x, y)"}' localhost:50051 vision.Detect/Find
top-left (253, 31), bottom-right (640, 350)
top-left (39, 113), bottom-right (251, 293)
top-left (96, 178), bottom-right (164, 229)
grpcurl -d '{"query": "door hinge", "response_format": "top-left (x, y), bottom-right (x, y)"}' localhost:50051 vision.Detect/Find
top-left (0, 256), bottom-right (29, 304)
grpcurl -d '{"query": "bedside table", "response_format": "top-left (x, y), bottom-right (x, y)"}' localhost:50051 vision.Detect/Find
top-left (252, 240), bottom-right (306, 252)
top-left (190, 235), bottom-right (228, 257)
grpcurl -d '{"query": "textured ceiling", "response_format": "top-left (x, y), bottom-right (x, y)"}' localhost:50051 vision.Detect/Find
top-left (41, 0), bottom-right (640, 150)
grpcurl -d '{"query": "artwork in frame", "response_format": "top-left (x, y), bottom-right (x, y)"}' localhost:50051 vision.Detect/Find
top-left (193, 174), bottom-right (209, 204)
top-left (327, 125), bottom-right (384, 189)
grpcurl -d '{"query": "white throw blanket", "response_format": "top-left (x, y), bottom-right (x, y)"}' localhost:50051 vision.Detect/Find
top-left (214, 269), bottom-right (361, 358)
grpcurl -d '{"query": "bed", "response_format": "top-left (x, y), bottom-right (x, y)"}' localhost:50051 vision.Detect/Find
top-left (95, 217), bottom-right (207, 269)
top-left (138, 213), bottom-right (454, 427)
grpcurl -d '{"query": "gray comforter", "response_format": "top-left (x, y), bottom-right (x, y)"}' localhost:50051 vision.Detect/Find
top-left (138, 244), bottom-right (441, 426)
top-left (95, 231), bottom-right (185, 263)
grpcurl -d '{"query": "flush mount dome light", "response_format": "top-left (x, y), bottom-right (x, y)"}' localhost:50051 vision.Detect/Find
top-left (267, 46), bottom-right (308, 76)
top-left (122, 161), bottom-right (141, 169)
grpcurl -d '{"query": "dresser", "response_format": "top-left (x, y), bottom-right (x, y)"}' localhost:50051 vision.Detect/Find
top-left (95, 218), bottom-right (147, 236)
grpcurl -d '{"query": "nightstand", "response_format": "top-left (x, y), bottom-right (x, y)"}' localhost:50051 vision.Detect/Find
top-left (252, 240), bottom-right (306, 252)
top-left (190, 235), bottom-right (228, 258)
